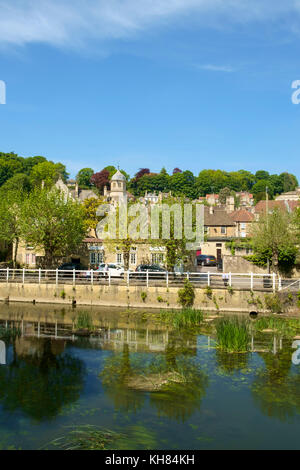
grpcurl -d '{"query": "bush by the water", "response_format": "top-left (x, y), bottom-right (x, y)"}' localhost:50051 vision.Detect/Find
top-left (177, 280), bottom-right (195, 308)
top-left (216, 317), bottom-right (251, 352)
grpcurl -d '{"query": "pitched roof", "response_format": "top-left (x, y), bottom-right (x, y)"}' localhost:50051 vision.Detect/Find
top-left (230, 209), bottom-right (255, 222)
top-left (255, 200), bottom-right (300, 214)
top-left (204, 207), bottom-right (235, 226)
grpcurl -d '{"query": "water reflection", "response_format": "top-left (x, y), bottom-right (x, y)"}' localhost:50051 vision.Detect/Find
top-left (215, 349), bottom-right (250, 375)
top-left (0, 336), bottom-right (85, 422)
top-left (0, 340), bottom-right (5, 365)
top-left (251, 346), bottom-right (300, 422)
top-left (1, 304), bottom-right (300, 449)
top-left (100, 338), bottom-right (208, 422)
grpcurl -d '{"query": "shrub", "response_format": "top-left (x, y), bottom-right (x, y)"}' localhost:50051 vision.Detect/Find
top-left (178, 280), bottom-right (195, 308)
top-left (264, 294), bottom-right (283, 314)
top-left (140, 292), bottom-right (147, 303)
top-left (205, 286), bottom-right (213, 299)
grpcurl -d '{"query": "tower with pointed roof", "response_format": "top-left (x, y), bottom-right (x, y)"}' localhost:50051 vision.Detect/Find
top-left (109, 169), bottom-right (127, 205)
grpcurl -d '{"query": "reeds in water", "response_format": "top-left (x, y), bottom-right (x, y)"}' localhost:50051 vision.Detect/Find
top-left (161, 308), bottom-right (203, 329)
top-left (216, 317), bottom-right (250, 352)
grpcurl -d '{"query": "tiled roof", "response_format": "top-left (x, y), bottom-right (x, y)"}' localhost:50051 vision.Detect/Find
top-left (204, 207), bottom-right (235, 226)
top-left (255, 200), bottom-right (300, 213)
top-left (230, 209), bottom-right (255, 222)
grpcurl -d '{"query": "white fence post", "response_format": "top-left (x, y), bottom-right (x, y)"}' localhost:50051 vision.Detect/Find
top-left (22, 268), bottom-right (25, 284)
top-left (6, 267), bottom-right (9, 283)
top-left (250, 272), bottom-right (254, 290)
top-left (278, 276), bottom-right (282, 291)
top-left (127, 270), bottom-right (130, 286)
top-left (207, 272), bottom-right (210, 287)
top-left (146, 270), bottom-right (149, 288)
top-left (73, 269), bottom-right (76, 286)
top-left (39, 268), bottom-right (41, 285)
top-left (91, 269), bottom-right (93, 286)
top-left (229, 272), bottom-right (232, 287)
top-left (166, 271), bottom-right (169, 288)
top-left (56, 269), bottom-right (58, 286)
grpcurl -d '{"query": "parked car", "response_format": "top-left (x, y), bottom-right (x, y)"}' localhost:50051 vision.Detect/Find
top-left (95, 263), bottom-right (125, 278)
top-left (58, 262), bottom-right (88, 278)
top-left (196, 255), bottom-right (217, 267)
top-left (135, 264), bottom-right (167, 279)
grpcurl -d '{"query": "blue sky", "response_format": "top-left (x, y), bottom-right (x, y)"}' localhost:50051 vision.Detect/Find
top-left (0, 0), bottom-right (300, 180)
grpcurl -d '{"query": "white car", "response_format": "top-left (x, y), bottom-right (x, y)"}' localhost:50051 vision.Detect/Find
top-left (96, 263), bottom-right (125, 278)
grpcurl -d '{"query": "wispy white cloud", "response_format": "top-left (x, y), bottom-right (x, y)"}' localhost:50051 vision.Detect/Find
top-left (198, 64), bottom-right (235, 73)
top-left (0, 0), bottom-right (299, 49)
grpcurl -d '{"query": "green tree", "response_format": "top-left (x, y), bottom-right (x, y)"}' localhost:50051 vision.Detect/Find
top-left (0, 191), bottom-right (24, 267)
top-left (20, 188), bottom-right (87, 267)
top-left (30, 161), bottom-right (69, 187)
top-left (0, 173), bottom-right (31, 193)
top-left (76, 168), bottom-right (94, 188)
top-left (250, 209), bottom-right (297, 274)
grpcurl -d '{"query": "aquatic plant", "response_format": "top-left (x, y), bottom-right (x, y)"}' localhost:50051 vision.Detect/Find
top-left (253, 316), bottom-right (300, 337)
top-left (50, 425), bottom-right (121, 450)
top-left (160, 308), bottom-right (203, 329)
top-left (75, 311), bottom-right (94, 331)
top-left (216, 317), bottom-right (251, 352)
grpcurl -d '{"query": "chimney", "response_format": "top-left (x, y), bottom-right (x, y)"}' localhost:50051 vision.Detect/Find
top-left (209, 206), bottom-right (214, 215)
top-left (226, 196), bottom-right (235, 213)
top-left (104, 185), bottom-right (108, 197)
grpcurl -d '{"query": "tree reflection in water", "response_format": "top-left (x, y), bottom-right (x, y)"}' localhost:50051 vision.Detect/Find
top-left (0, 337), bottom-right (85, 421)
top-left (215, 349), bottom-right (250, 375)
top-left (100, 340), bottom-right (208, 422)
top-left (252, 346), bottom-right (300, 421)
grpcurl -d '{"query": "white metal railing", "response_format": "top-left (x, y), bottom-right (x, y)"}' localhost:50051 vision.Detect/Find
top-left (0, 268), bottom-right (296, 291)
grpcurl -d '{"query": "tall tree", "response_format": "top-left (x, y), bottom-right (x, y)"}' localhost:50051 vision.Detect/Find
top-left (30, 161), bottom-right (69, 187)
top-left (0, 191), bottom-right (24, 267)
top-left (90, 170), bottom-right (110, 192)
top-left (250, 209), bottom-right (297, 274)
top-left (76, 168), bottom-right (94, 188)
top-left (20, 188), bottom-right (87, 267)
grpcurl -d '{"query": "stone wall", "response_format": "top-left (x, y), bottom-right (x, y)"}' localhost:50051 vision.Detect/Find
top-left (223, 255), bottom-right (267, 274)
top-left (0, 282), bottom-right (295, 314)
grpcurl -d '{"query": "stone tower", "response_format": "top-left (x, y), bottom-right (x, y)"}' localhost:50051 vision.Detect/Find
top-left (109, 170), bottom-right (127, 205)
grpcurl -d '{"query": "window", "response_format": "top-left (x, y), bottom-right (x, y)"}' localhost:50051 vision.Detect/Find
top-left (221, 227), bottom-right (227, 235)
top-left (31, 254), bottom-right (36, 265)
top-left (25, 254), bottom-right (30, 265)
top-left (240, 223), bottom-right (246, 230)
top-left (116, 253), bottom-right (123, 264)
top-left (151, 253), bottom-right (164, 264)
top-left (90, 252), bottom-right (104, 265)
top-left (130, 252), bottom-right (136, 265)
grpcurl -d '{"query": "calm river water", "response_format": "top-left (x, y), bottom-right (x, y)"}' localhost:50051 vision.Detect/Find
top-left (0, 303), bottom-right (300, 450)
